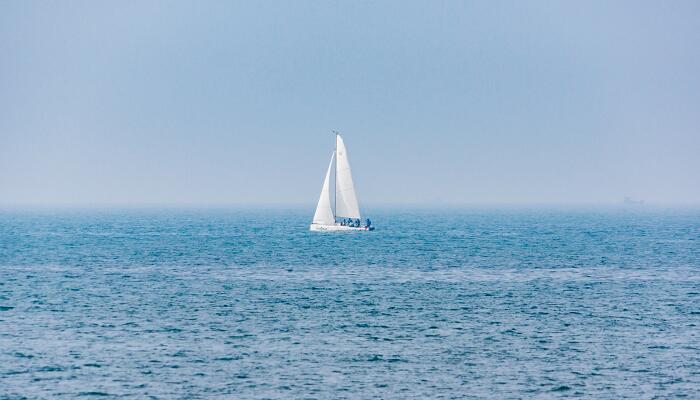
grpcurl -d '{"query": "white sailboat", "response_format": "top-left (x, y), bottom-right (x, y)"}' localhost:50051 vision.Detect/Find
top-left (310, 132), bottom-right (374, 232)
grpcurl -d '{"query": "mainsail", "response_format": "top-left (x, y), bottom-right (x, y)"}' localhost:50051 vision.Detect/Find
top-left (312, 152), bottom-right (335, 225)
top-left (334, 134), bottom-right (361, 219)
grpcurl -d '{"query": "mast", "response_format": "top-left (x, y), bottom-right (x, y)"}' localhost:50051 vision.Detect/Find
top-left (333, 131), bottom-right (338, 222)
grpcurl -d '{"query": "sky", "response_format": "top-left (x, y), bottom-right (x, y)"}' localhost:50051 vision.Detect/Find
top-left (1, 1), bottom-right (699, 206)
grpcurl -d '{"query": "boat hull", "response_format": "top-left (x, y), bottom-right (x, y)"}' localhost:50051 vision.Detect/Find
top-left (309, 223), bottom-right (374, 232)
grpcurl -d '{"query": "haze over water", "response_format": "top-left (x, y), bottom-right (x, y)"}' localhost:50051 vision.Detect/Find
top-left (1, 207), bottom-right (699, 398)
top-left (2, 1), bottom-right (699, 206)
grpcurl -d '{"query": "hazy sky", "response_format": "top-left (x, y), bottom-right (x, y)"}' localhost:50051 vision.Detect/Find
top-left (1, 1), bottom-right (699, 206)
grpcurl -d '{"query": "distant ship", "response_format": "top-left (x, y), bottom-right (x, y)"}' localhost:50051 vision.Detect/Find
top-left (310, 132), bottom-right (374, 231)
top-left (623, 197), bottom-right (645, 205)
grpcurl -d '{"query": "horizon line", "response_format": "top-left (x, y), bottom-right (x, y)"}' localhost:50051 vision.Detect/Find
top-left (2, 201), bottom-right (700, 209)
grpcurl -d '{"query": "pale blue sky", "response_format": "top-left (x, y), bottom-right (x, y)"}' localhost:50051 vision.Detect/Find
top-left (1, 1), bottom-right (699, 205)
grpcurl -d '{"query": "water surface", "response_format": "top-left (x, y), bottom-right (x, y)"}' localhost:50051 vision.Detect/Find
top-left (1, 207), bottom-right (699, 398)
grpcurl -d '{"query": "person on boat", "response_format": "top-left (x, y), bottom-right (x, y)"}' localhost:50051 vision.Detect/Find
top-left (355, 218), bottom-right (360, 227)
top-left (366, 218), bottom-right (371, 228)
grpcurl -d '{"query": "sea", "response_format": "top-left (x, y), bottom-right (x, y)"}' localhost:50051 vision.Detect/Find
top-left (1, 206), bottom-right (699, 399)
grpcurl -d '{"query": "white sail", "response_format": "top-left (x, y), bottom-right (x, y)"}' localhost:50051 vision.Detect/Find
top-left (312, 152), bottom-right (335, 225)
top-left (335, 134), bottom-right (361, 219)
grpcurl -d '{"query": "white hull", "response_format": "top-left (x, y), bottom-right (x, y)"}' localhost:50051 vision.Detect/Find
top-left (309, 223), bottom-right (373, 232)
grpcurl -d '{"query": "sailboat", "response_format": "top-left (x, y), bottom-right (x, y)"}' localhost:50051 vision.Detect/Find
top-left (310, 132), bottom-right (374, 231)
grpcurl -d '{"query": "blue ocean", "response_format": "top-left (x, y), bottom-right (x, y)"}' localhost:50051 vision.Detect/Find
top-left (1, 207), bottom-right (699, 398)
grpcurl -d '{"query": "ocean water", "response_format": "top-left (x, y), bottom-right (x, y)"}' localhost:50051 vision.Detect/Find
top-left (1, 207), bottom-right (699, 399)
